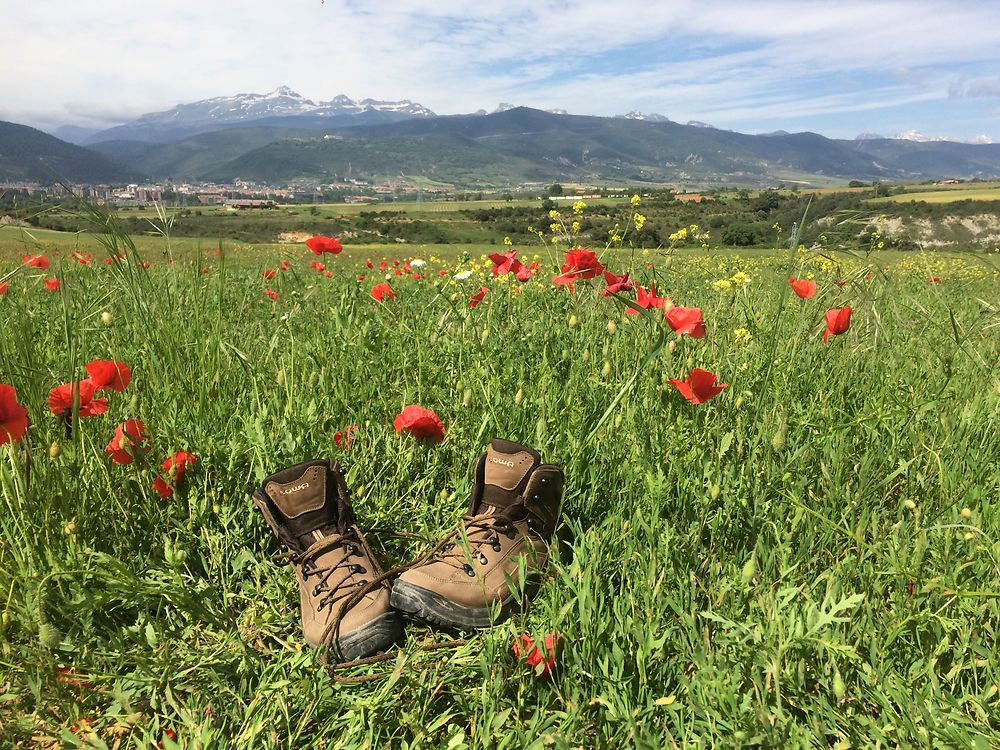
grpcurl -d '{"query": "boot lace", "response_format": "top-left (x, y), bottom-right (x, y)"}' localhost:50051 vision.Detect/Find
top-left (435, 512), bottom-right (522, 575)
top-left (295, 528), bottom-right (370, 613)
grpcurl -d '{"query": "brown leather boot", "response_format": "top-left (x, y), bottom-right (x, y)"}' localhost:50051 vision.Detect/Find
top-left (253, 459), bottom-right (402, 660)
top-left (391, 439), bottom-right (564, 629)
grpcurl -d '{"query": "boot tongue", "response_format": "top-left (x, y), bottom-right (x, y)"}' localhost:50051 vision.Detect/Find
top-left (262, 460), bottom-right (346, 549)
top-left (479, 439), bottom-right (540, 511)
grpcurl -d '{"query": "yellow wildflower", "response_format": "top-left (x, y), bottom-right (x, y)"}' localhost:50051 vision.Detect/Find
top-left (503, 236), bottom-right (512, 246)
top-left (572, 200), bottom-right (586, 214)
top-left (730, 271), bottom-right (751, 286)
top-left (734, 328), bottom-right (753, 344)
top-left (711, 279), bottom-right (733, 293)
top-left (633, 213), bottom-right (646, 231)
top-left (630, 194), bottom-right (641, 206)
top-left (548, 209), bottom-right (560, 220)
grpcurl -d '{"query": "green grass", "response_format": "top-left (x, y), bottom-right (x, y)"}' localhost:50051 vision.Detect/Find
top-left (1, 209), bottom-right (999, 748)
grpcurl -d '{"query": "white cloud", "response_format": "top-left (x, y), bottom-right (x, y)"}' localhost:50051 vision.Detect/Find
top-left (1, 0), bottom-right (998, 137)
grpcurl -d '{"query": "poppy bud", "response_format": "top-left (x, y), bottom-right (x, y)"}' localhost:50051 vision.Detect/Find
top-left (740, 553), bottom-right (756, 583)
top-left (710, 484), bottom-right (721, 501)
top-left (49, 441), bottom-right (62, 458)
top-left (771, 428), bottom-right (786, 452)
top-left (535, 416), bottom-right (547, 441)
top-left (735, 395), bottom-right (745, 409)
top-left (607, 320), bottom-right (617, 335)
top-left (667, 340), bottom-right (676, 354)
top-left (963, 532), bottom-right (974, 541)
top-left (480, 328), bottom-right (490, 344)
top-left (613, 413), bottom-right (624, 428)
top-left (960, 507), bottom-right (973, 519)
top-left (601, 361), bottom-right (612, 378)
top-left (514, 388), bottom-right (524, 405)
top-left (602, 342), bottom-right (610, 358)
top-left (0, 611), bottom-right (9, 635)
top-left (904, 499), bottom-right (917, 511)
top-left (63, 518), bottom-right (77, 535)
top-left (581, 349), bottom-right (590, 363)
top-left (462, 389), bottom-right (474, 407)
top-left (100, 311), bottom-right (114, 326)
top-left (38, 621), bottom-right (61, 648)
top-left (832, 673), bottom-right (847, 701)
top-left (568, 315), bottom-right (578, 328)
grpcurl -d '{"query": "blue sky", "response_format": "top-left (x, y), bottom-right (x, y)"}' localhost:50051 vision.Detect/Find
top-left (3, 0), bottom-right (1000, 141)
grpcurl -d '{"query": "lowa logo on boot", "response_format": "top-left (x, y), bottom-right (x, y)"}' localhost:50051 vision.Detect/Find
top-left (489, 457), bottom-right (515, 467)
top-left (281, 482), bottom-right (310, 494)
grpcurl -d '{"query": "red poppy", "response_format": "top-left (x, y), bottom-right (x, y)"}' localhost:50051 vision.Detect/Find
top-left (602, 271), bottom-right (634, 297)
top-left (513, 631), bottom-right (562, 679)
top-left (665, 306), bottom-right (706, 338)
top-left (85, 360), bottom-right (131, 392)
top-left (365, 260), bottom-right (374, 269)
top-left (23, 254), bottom-right (50, 269)
top-left (438, 269), bottom-right (448, 277)
top-left (488, 249), bottom-right (523, 278)
top-left (70, 251), bottom-right (92, 265)
top-left (44, 278), bottom-right (61, 291)
top-left (392, 260), bottom-right (400, 268)
top-left (395, 268), bottom-right (403, 276)
top-left (929, 276), bottom-right (941, 283)
top-left (333, 424), bottom-right (359, 450)
top-left (626, 284), bottom-right (668, 315)
top-left (305, 235), bottom-right (343, 255)
top-left (357, 275), bottom-right (366, 281)
top-left (515, 264), bottom-right (533, 282)
top-left (152, 451), bottom-right (197, 498)
top-left (469, 287), bottom-right (489, 307)
top-left (280, 260), bottom-right (290, 271)
top-left (788, 277), bottom-right (817, 299)
top-left (393, 405), bottom-right (445, 444)
top-left (823, 306), bottom-right (852, 343)
top-left (57, 666), bottom-right (95, 690)
top-left (379, 260), bottom-right (388, 272)
top-left (309, 260), bottom-right (325, 272)
top-left (0, 280), bottom-right (8, 295)
top-left (0, 384), bottom-right (30, 445)
top-left (668, 368), bottom-right (727, 404)
top-left (262, 269), bottom-right (277, 280)
top-left (553, 247), bottom-right (604, 285)
top-left (265, 288), bottom-right (279, 301)
top-left (371, 282), bottom-right (394, 302)
top-left (48, 380), bottom-right (109, 418)
top-left (142, 260), bottom-right (151, 269)
top-left (105, 419), bottom-right (149, 465)
top-left (158, 728), bottom-right (177, 747)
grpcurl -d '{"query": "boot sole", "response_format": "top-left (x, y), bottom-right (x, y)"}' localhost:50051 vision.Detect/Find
top-left (331, 611), bottom-right (404, 661)
top-left (390, 580), bottom-right (518, 630)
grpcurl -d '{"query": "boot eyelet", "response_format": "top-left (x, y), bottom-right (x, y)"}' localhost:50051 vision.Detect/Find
top-left (479, 555), bottom-right (488, 564)
top-left (492, 542), bottom-right (502, 552)
top-left (463, 564), bottom-right (475, 576)
top-left (357, 579), bottom-right (368, 586)
top-left (352, 565), bottom-right (367, 574)
top-left (313, 585), bottom-right (322, 596)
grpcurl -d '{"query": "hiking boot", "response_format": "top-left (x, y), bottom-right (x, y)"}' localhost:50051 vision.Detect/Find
top-left (252, 459), bottom-right (402, 660)
top-left (391, 439), bottom-right (564, 629)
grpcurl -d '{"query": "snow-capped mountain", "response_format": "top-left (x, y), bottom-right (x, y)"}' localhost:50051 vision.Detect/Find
top-left (856, 130), bottom-right (994, 145)
top-left (132, 86), bottom-right (435, 126)
top-left (85, 87), bottom-right (435, 144)
top-left (619, 111), bottom-right (671, 122)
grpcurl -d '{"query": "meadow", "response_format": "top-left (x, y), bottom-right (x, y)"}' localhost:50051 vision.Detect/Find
top-left (1, 201), bottom-right (999, 748)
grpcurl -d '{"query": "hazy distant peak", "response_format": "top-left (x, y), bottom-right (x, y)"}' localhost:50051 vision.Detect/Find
top-left (686, 120), bottom-right (716, 129)
top-left (493, 102), bottom-right (517, 113)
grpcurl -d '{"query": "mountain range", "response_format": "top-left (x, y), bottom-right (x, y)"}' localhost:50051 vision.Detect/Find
top-left (2, 87), bottom-right (1000, 188)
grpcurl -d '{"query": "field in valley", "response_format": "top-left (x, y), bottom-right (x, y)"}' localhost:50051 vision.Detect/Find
top-left (1, 200), bottom-right (999, 747)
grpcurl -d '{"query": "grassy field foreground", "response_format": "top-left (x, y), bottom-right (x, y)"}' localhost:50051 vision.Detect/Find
top-left (1, 215), bottom-right (999, 748)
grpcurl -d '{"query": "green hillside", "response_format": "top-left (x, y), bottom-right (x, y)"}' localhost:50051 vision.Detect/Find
top-left (0, 121), bottom-right (139, 184)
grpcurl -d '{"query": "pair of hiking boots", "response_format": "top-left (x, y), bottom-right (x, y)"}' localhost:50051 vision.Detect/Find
top-left (252, 439), bottom-right (564, 661)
